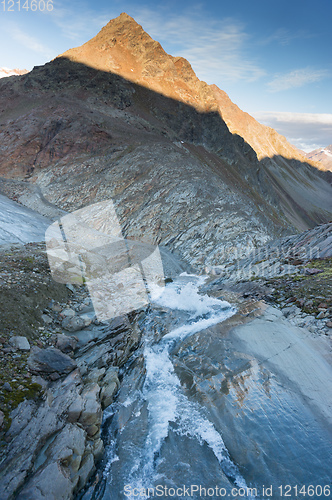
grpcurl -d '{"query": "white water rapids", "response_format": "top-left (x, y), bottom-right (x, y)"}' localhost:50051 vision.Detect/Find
top-left (85, 273), bottom-right (332, 500)
top-left (100, 274), bottom-right (254, 498)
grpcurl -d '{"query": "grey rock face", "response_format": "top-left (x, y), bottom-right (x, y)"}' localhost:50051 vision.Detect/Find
top-left (100, 367), bottom-right (120, 409)
top-left (16, 462), bottom-right (74, 500)
top-left (28, 346), bottom-right (77, 377)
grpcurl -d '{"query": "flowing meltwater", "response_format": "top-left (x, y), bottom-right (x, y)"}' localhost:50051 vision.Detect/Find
top-left (124, 276), bottom-right (247, 496)
top-left (82, 274), bottom-right (332, 500)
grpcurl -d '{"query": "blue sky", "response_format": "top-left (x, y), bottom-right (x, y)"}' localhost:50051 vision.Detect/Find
top-left (0, 0), bottom-right (331, 151)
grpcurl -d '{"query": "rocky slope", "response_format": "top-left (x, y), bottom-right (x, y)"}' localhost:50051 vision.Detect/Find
top-left (0, 13), bottom-right (331, 271)
top-left (304, 145), bottom-right (332, 171)
top-left (0, 243), bottom-right (140, 498)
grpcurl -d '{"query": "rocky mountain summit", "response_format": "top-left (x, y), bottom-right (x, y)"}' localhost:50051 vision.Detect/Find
top-left (0, 13), bottom-right (331, 270)
top-left (305, 145), bottom-right (332, 171)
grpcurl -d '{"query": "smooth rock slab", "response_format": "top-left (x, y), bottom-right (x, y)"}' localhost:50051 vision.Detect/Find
top-left (28, 346), bottom-right (77, 376)
top-left (16, 461), bottom-right (75, 500)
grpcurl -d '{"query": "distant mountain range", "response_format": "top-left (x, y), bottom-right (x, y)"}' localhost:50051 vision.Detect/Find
top-left (304, 145), bottom-right (332, 171)
top-left (0, 13), bottom-right (331, 268)
top-left (0, 67), bottom-right (28, 79)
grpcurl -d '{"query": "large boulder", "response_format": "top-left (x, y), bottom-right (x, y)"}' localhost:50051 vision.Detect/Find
top-left (28, 346), bottom-right (77, 379)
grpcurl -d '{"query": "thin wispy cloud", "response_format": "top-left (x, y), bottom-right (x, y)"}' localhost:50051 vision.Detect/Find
top-left (134, 10), bottom-right (266, 83)
top-left (253, 112), bottom-right (332, 151)
top-left (255, 112), bottom-right (332, 125)
top-left (7, 22), bottom-right (53, 59)
top-left (50, 1), bottom-right (114, 42)
top-left (260, 28), bottom-right (312, 46)
top-left (267, 68), bottom-right (329, 92)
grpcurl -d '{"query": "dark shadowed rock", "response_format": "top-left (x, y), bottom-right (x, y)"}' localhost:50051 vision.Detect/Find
top-left (28, 346), bottom-right (77, 376)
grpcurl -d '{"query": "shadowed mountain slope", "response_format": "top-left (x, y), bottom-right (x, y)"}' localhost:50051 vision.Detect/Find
top-left (0, 14), bottom-right (331, 268)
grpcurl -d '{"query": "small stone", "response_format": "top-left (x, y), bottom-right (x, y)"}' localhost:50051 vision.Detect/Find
top-left (318, 303), bottom-right (328, 309)
top-left (52, 303), bottom-right (62, 312)
top-left (41, 314), bottom-right (53, 324)
top-left (304, 268), bottom-right (323, 275)
top-left (326, 321), bottom-right (332, 328)
top-left (56, 334), bottom-right (78, 353)
top-left (2, 347), bottom-right (14, 353)
top-left (316, 311), bottom-right (325, 319)
top-left (3, 382), bottom-right (12, 392)
top-left (0, 409), bottom-right (4, 428)
top-left (60, 308), bottom-right (76, 318)
top-left (62, 316), bottom-right (86, 332)
top-left (9, 336), bottom-right (30, 351)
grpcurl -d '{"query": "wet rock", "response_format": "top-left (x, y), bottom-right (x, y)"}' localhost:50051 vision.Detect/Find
top-left (62, 315), bottom-right (86, 332)
top-left (55, 333), bottom-right (78, 353)
top-left (28, 346), bottom-right (77, 377)
top-left (91, 438), bottom-right (104, 461)
top-left (9, 336), bottom-right (30, 351)
top-left (77, 453), bottom-right (95, 491)
top-left (100, 368), bottom-right (120, 409)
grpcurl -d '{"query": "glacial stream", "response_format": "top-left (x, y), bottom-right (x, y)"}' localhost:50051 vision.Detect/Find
top-left (82, 274), bottom-right (332, 500)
